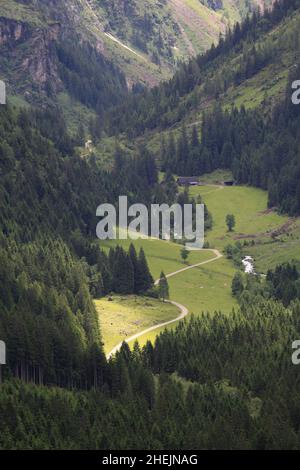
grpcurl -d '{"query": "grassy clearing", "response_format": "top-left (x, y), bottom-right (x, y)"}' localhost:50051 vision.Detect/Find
top-left (100, 237), bottom-right (214, 280)
top-left (168, 256), bottom-right (237, 314)
top-left (95, 295), bottom-right (178, 354)
top-left (198, 169), bottom-right (233, 184)
top-left (98, 236), bottom-right (218, 351)
top-left (57, 93), bottom-right (96, 137)
top-left (0, 0), bottom-right (43, 26)
top-left (126, 254), bottom-right (237, 349)
top-left (189, 185), bottom-right (289, 249)
top-left (99, 184), bottom-right (297, 353)
top-left (244, 219), bottom-right (300, 273)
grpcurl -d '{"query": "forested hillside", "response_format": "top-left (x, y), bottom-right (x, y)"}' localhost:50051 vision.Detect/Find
top-left (0, 102), bottom-right (197, 388)
top-left (0, 0), bottom-right (271, 101)
top-left (2, 296), bottom-right (300, 449)
top-left (1, 0), bottom-right (300, 452)
top-left (104, 0), bottom-right (300, 215)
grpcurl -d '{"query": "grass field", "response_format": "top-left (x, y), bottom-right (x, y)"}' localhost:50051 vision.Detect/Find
top-left (100, 237), bottom-right (214, 280)
top-left (243, 219), bottom-right (300, 273)
top-left (95, 295), bottom-right (178, 354)
top-left (189, 185), bottom-right (289, 249)
top-left (98, 183), bottom-right (298, 353)
top-left (127, 254), bottom-right (238, 349)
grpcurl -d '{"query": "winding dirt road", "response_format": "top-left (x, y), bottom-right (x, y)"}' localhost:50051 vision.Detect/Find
top-left (107, 249), bottom-right (223, 359)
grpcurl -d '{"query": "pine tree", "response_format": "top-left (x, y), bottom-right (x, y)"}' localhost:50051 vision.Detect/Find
top-left (226, 214), bottom-right (236, 232)
top-left (158, 272), bottom-right (169, 302)
top-left (112, 247), bottom-right (134, 294)
top-left (129, 244), bottom-right (140, 294)
top-left (181, 247), bottom-right (190, 264)
top-left (232, 272), bottom-right (244, 297)
top-left (135, 248), bottom-right (154, 294)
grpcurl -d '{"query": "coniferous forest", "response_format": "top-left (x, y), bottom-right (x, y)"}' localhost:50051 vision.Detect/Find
top-left (1, 0), bottom-right (300, 453)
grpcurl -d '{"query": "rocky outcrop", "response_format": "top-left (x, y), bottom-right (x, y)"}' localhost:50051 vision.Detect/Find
top-left (0, 17), bottom-right (62, 96)
top-left (0, 18), bottom-right (31, 45)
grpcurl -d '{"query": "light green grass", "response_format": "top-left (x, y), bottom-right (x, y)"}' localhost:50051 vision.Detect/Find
top-left (168, 256), bottom-right (237, 314)
top-left (198, 169), bottom-right (233, 184)
top-left (99, 236), bottom-right (218, 351)
top-left (7, 94), bottom-right (30, 109)
top-left (189, 185), bottom-right (289, 249)
top-left (100, 237), bottom-right (214, 280)
top-left (0, 0), bottom-right (43, 26)
top-left (57, 93), bottom-right (96, 137)
top-left (244, 219), bottom-right (300, 273)
top-left (127, 252), bottom-right (237, 349)
top-left (99, 184), bottom-right (297, 353)
top-left (95, 295), bottom-right (178, 354)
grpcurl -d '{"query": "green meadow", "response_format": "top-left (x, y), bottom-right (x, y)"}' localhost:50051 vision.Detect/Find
top-left (95, 295), bottom-right (178, 355)
top-left (189, 185), bottom-right (289, 248)
top-left (98, 183), bottom-right (297, 353)
top-left (100, 236), bottom-right (213, 280)
top-left (244, 219), bottom-right (300, 273)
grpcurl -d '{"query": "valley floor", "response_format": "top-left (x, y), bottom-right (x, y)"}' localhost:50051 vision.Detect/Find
top-left (98, 183), bottom-right (298, 355)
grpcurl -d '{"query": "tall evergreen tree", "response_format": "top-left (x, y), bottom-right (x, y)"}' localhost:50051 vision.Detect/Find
top-left (158, 272), bottom-right (169, 301)
top-left (135, 248), bottom-right (154, 294)
top-left (129, 243), bottom-right (140, 294)
top-left (112, 247), bottom-right (134, 294)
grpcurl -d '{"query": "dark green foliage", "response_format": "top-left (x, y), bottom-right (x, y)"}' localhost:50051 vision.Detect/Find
top-left (0, 235), bottom-right (105, 388)
top-left (0, 104), bottom-right (156, 390)
top-left (266, 262), bottom-right (300, 306)
top-left (226, 214), bottom-right (236, 232)
top-left (232, 272), bottom-right (244, 297)
top-left (111, 246), bottom-right (134, 294)
top-left (57, 39), bottom-right (127, 112)
top-left (105, 0), bottom-right (300, 136)
top-left (2, 2), bottom-right (300, 451)
top-left (109, 245), bottom-right (153, 295)
top-left (158, 272), bottom-right (169, 301)
top-left (135, 248), bottom-right (154, 294)
top-left (181, 247), bottom-right (189, 263)
top-left (2, 298), bottom-right (300, 449)
top-left (0, 106), bottom-right (109, 241)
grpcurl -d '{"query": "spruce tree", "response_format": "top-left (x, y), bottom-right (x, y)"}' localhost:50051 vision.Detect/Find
top-left (112, 247), bottom-right (134, 294)
top-left (158, 272), bottom-right (169, 301)
top-left (129, 243), bottom-right (140, 294)
top-left (135, 248), bottom-right (154, 294)
top-left (232, 272), bottom-right (244, 297)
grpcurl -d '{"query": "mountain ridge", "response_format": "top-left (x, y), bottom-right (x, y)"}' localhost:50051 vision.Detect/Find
top-left (0, 0), bottom-right (272, 97)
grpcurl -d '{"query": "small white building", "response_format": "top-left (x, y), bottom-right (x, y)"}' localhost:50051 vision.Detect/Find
top-left (85, 140), bottom-right (93, 152)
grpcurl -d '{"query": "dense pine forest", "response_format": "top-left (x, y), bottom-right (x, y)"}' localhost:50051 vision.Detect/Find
top-left (1, 296), bottom-right (300, 449)
top-left (1, 0), bottom-right (300, 451)
top-left (160, 66), bottom-right (300, 215)
top-left (106, 0), bottom-right (300, 135)
top-left (105, 0), bottom-right (300, 215)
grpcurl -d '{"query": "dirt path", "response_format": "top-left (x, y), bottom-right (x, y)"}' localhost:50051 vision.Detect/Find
top-left (107, 249), bottom-right (223, 359)
top-left (84, 1), bottom-right (148, 62)
top-left (104, 32), bottom-right (147, 62)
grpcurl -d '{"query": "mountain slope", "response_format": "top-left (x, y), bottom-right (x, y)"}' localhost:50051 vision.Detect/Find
top-left (103, 1), bottom-right (300, 216)
top-left (0, 0), bottom-right (271, 100)
top-left (106, 0), bottom-right (300, 136)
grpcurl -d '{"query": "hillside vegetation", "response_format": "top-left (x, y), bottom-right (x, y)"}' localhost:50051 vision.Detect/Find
top-left (0, 0), bottom-right (270, 98)
top-left (1, 0), bottom-right (300, 452)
